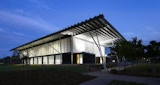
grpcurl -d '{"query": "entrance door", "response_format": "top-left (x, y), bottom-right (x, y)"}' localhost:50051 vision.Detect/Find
top-left (76, 54), bottom-right (83, 64)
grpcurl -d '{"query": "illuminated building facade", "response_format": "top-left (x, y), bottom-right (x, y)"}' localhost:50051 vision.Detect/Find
top-left (11, 15), bottom-right (125, 64)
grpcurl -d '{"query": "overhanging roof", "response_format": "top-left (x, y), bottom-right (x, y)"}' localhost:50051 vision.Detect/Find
top-left (11, 14), bottom-right (125, 51)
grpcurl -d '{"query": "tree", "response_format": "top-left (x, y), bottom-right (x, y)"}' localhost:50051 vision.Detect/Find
top-left (110, 37), bottom-right (145, 62)
top-left (11, 55), bottom-right (21, 64)
top-left (111, 40), bottom-right (135, 61)
top-left (130, 37), bottom-right (145, 60)
top-left (145, 40), bottom-right (160, 75)
top-left (4, 56), bottom-right (11, 64)
top-left (145, 40), bottom-right (160, 63)
top-left (11, 51), bottom-right (21, 64)
top-left (22, 55), bottom-right (29, 65)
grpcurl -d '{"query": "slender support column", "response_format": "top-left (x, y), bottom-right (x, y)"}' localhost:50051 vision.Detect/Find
top-left (59, 37), bottom-right (62, 64)
top-left (37, 57), bottom-right (38, 64)
top-left (86, 26), bottom-right (107, 70)
top-left (95, 31), bottom-right (107, 70)
top-left (70, 35), bottom-right (73, 64)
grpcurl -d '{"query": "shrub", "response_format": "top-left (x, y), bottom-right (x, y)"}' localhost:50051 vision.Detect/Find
top-left (110, 69), bottom-right (118, 74)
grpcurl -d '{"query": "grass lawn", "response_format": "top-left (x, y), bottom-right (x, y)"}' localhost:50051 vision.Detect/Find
top-left (111, 63), bottom-right (160, 78)
top-left (108, 80), bottom-right (148, 85)
top-left (0, 64), bottom-right (96, 85)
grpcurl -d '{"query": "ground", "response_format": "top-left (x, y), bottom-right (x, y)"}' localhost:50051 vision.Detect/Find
top-left (0, 64), bottom-right (96, 85)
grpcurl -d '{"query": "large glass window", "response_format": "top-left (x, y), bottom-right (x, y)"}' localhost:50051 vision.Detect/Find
top-left (49, 55), bottom-right (54, 64)
top-left (43, 56), bottom-right (48, 64)
top-left (38, 57), bottom-right (42, 64)
top-left (55, 55), bottom-right (61, 64)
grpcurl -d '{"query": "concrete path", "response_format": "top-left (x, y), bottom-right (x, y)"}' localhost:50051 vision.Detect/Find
top-left (80, 70), bottom-right (160, 85)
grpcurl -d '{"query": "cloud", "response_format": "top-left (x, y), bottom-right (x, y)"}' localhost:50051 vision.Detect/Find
top-left (29, 0), bottom-right (50, 9)
top-left (12, 31), bottom-right (24, 36)
top-left (123, 32), bottom-right (138, 40)
top-left (124, 32), bottom-right (136, 37)
top-left (143, 26), bottom-right (160, 41)
top-left (15, 9), bottom-right (31, 16)
top-left (0, 10), bottom-right (55, 32)
top-left (0, 27), bottom-right (25, 42)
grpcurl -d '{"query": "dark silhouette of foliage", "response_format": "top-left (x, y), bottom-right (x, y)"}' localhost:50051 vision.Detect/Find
top-left (110, 37), bottom-right (145, 62)
top-left (145, 40), bottom-right (160, 63)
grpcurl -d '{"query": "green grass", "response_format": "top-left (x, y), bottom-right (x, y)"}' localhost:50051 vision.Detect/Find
top-left (0, 63), bottom-right (118, 72)
top-left (0, 64), bottom-right (89, 73)
top-left (108, 80), bottom-right (148, 85)
top-left (113, 63), bottom-right (160, 77)
top-left (0, 64), bottom-right (96, 85)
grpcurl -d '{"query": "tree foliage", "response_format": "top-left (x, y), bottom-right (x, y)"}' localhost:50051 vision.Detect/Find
top-left (110, 37), bottom-right (160, 63)
top-left (145, 40), bottom-right (160, 59)
top-left (110, 37), bottom-right (144, 61)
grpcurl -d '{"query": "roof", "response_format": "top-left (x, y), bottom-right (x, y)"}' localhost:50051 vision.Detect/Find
top-left (11, 14), bottom-right (125, 51)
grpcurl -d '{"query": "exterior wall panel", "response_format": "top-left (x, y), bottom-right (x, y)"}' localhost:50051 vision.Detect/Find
top-left (19, 37), bottom-right (71, 59)
top-left (34, 57), bottom-right (37, 64)
top-left (73, 37), bottom-right (106, 57)
top-left (43, 56), bottom-right (48, 64)
top-left (30, 58), bottom-right (33, 64)
top-left (38, 57), bottom-right (42, 64)
top-left (48, 55), bottom-right (54, 64)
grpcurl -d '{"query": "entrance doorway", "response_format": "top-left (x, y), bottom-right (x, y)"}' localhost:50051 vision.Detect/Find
top-left (76, 54), bottom-right (83, 64)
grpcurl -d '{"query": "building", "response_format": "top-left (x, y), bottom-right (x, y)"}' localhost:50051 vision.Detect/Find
top-left (11, 14), bottom-right (125, 65)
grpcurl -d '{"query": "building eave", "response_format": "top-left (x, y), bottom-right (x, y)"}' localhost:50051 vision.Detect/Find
top-left (10, 14), bottom-right (125, 51)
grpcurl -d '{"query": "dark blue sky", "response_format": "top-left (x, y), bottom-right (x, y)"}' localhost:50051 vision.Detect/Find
top-left (0, 0), bottom-right (160, 58)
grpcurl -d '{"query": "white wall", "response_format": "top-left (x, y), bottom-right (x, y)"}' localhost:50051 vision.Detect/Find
top-left (19, 36), bottom-right (105, 59)
top-left (73, 37), bottom-right (105, 57)
top-left (20, 37), bottom-right (71, 58)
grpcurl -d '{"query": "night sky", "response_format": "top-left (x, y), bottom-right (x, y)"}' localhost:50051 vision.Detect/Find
top-left (0, 0), bottom-right (160, 58)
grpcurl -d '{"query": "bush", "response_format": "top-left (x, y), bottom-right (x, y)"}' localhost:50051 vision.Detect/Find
top-left (110, 69), bottom-right (118, 74)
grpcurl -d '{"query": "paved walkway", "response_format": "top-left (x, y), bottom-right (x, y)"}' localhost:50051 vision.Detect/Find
top-left (80, 68), bottom-right (160, 85)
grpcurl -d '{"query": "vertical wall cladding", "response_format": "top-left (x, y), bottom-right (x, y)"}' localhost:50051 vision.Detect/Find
top-left (54, 40), bottom-right (60, 54)
top-left (61, 37), bottom-right (71, 53)
top-left (20, 37), bottom-right (71, 59)
top-left (34, 57), bottom-right (37, 64)
top-left (30, 58), bottom-right (33, 64)
top-left (48, 55), bottom-right (54, 64)
top-left (28, 48), bottom-right (36, 57)
top-left (73, 37), bottom-right (85, 53)
top-left (48, 42), bottom-right (54, 55)
top-left (55, 54), bottom-right (61, 64)
top-left (36, 46), bottom-right (42, 56)
top-left (41, 44), bottom-right (49, 56)
top-left (43, 56), bottom-right (48, 64)
top-left (52, 37), bottom-right (71, 54)
top-left (38, 57), bottom-right (42, 64)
